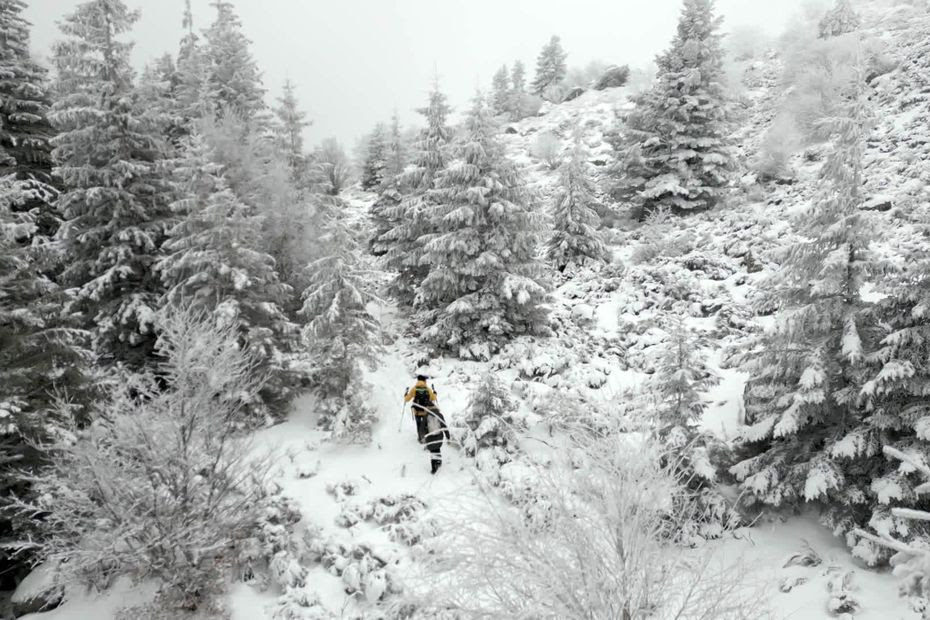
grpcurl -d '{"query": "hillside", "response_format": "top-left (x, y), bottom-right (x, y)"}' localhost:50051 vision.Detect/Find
top-left (8, 1), bottom-right (930, 619)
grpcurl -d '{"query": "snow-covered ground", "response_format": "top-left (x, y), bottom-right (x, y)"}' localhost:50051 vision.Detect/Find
top-left (19, 271), bottom-right (917, 619)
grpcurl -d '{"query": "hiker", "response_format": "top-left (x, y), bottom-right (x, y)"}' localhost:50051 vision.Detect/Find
top-left (424, 408), bottom-right (450, 474)
top-left (404, 374), bottom-right (437, 444)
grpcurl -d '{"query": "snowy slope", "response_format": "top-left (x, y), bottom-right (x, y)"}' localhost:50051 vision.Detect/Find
top-left (20, 3), bottom-right (930, 618)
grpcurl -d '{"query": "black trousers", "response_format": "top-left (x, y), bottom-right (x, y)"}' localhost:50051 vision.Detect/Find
top-left (425, 434), bottom-right (443, 473)
top-left (414, 414), bottom-right (429, 443)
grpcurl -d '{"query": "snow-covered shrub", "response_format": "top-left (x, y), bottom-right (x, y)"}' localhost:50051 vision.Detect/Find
top-left (337, 495), bottom-right (435, 546)
top-left (457, 373), bottom-right (524, 464)
top-left (411, 433), bottom-right (765, 618)
top-left (319, 542), bottom-right (400, 603)
top-left (752, 112), bottom-right (801, 181)
top-left (529, 131), bottom-right (562, 170)
top-left (7, 309), bottom-right (277, 611)
top-left (630, 207), bottom-right (695, 264)
top-left (854, 446), bottom-right (930, 609)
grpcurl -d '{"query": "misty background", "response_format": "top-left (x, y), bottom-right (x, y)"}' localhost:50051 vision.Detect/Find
top-left (24, 0), bottom-right (810, 160)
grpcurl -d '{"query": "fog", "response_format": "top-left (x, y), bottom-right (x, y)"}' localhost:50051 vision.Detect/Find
top-left (25, 0), bottom-right (810, 147)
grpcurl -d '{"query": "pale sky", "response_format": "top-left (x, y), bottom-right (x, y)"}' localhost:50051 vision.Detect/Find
top-left (24, 0), bottom-right (809, 148)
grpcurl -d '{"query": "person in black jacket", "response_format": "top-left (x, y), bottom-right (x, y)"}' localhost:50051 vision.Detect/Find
top-left (424, 408), bottom-right (450, 474)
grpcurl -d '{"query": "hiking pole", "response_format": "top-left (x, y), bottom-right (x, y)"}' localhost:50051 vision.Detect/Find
top-left (397, 402), bottom-right (407, 433)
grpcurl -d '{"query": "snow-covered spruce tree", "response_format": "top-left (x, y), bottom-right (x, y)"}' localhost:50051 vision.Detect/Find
top-left (0, 174), bottom-right (92, 584)
top-left (378, 82), bottom-right (452, 306)
top-left (203, 0), bottom-right (266, 121)
top-left (300, 196), bottom-right (381, 442)
top-left (385, 110), bottom-right (407, 185)
top-left (854, 199), bottom-right (930, 561)
top-left (459, 372), bottom-right (523, 467)
top-left (647, 320), bottom-right (738, 539)
top-left (51, 0), bottom-right (173, 369)
top-left (174, 0), bottom-right (211, 125)
top-left (416, 94), bottom-right (549, 359)
top-left (818, 0), bottom-right (861, 40)
top-left (611, 0), bottom-right (734, 220)
top-left (490, 64), bottom-right (511, 115)
top-left (273, 79), bottom-right (311, 188)
top-left (361, 122), bottom-right (389, 191)
top-left (546, 129), bottom-right (608, 272)
top-left (158, 135), bottom-right (300, 420)
top-left (531, 35), bottom-right (568, 99)
top-left (197, 113), bottom-right (313, 299)
top-left (731, 62), bottom-right (881, 541)
top-left (0, 0), bottom-right (58, 239)
top-left (368, 112), bottom-right (408, 255)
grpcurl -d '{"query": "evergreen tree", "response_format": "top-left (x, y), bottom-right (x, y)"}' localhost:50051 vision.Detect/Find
top-left (731, 63), bottom-right (880, 539)
top-left (273, 79), bottom-right (311, 187)
top-left (203, 0), bottom-right (265, 120)
top-left (158, 135), bottom-right (299, 419)
top-left (460, 372), bottom-right (522, 462)
top-left (818, 0), bottom-right (861, 39)
top-left (490, 64), bottom-right (511, 114)
top-left (378, 82), bottom-right (452, 306)
top-left (51, 0), bottom-right (173, 368)
top-left (531, 35), bottom-right (568, 98)
top-left (511, 60), bottom-right (526, 93)
top-left (0, 0), bottom-right (58, 238)
top-left (300, 197), bottom-right (381, 441)
top-left (417, 94), bottom-right (549, 359)
top-left (611, 0), bottom-right (734, 219)
top-left (174, 0), bottom-right (210, 123)
top-left (385, 110), bottom-right (407, 184)
top-left (651, 321), bottom-right (719, 480)
top-left (508, 60), bottom-right (529, 121)
top-left (368, 112), bottom-right (408, 256)
top-left (360, 122), bottom-right (388, 191)
top-left (0, 173), bottom-right (92, 585)
top-left (546, 129), bottom-right (608, 272)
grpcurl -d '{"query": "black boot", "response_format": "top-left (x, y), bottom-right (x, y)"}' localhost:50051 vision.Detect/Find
top-left (430, 457), bottom-right (441, 474)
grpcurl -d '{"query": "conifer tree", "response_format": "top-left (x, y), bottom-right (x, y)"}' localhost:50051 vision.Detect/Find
top-left (490, 65), bottom-right (511, 114)
top-left (0, 173), bottom-right (92, 583)
top-left (531, 35), bottom-right (568, 98)
top-left (51, 0), bottom-right (173, 368)
top-left (417, 94), bottom-right (549, 359)
top-left (547, 129), bottom-right (608, 272)
top-left (361, 122), bottom-right (388, 191)
top-left (273, 79), bottom-right (311, 187)
top-left (385, 110), bottom-right (407, 184)
top-left (158, 135), bottom-right (299, 419)
top-left (651, 321), bottom-right (719, 481)
top-left (378, 82), bottom-right (452, 306)
top-left (0, 0), bottom-right (58, 239)
top-left (611, 0), bottom-right (733, 219)
top-left (300, 196), bottom-right (381, 441)
top-left (203, 0), bottom-right (265, 120)
top-left (818, 0), bottom-right (861, 39)
top-left (175, 0), bottom-right (210, 123)
top-left (507, 60), bottom-right (531, 121)
top-left (369, 112), bottom-right (408, 256)
top-left (460, 372), bottom-right (522, 462)
top-left (511, 60), bottom-right (527, 95)
top-left (731, 62), bottom-right (880, 538)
